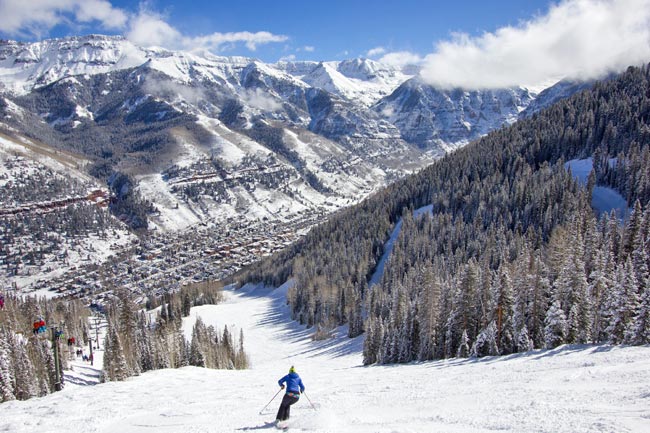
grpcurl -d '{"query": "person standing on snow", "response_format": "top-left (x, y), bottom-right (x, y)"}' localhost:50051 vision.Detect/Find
top-left (276, 366), bottom-right (305, 422)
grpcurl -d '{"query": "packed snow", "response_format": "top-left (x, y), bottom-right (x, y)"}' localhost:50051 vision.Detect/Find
top-left (2, 283), bottom-right (649, 432)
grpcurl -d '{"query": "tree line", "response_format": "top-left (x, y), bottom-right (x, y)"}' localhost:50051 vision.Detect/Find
top-left (102, 283), bottom-right (248, 382)
top-left (1, 280), bottom-right (249, 402)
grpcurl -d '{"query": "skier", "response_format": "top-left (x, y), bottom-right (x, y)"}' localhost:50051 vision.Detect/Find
top-left (275, 366), bottom-right (305, 423)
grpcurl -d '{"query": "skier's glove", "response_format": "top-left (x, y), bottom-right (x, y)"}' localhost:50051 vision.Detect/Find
top-left (280, 385), bottom-right (285, 389)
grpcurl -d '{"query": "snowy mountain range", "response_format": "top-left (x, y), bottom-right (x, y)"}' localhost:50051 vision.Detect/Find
top-left (0, 35), bottom-right (570, 234)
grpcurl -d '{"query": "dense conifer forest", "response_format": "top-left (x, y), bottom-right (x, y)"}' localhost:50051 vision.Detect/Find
top-left (0, 281), bottom-right (248, 401)
top-left (102, 282), bottom-right (249, 382)
top-left (244, 65), bottom-right (650, 363)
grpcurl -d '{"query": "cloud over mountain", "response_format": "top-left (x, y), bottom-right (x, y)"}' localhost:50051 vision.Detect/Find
top-left (0, 0), bottom-right (288, 54)
top-left (0, 0), bottom-right (128, 37)
top-left (420, 0), bottom-right (650, 89)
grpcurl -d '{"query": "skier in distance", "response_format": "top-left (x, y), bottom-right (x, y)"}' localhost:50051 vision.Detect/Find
top-left (276, 366), bottom-right (305, 423)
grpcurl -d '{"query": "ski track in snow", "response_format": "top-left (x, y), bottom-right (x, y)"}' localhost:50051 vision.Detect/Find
top-left (369, 205), bottom-right (434, 288)
top-left (2, 283), bottom-right (650, 432)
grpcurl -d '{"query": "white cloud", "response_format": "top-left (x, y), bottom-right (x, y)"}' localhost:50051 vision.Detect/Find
top-left (420, 0), bottom-right (650, 89)
top-left (193, 31), bottom-right (288, 52)
top-left (0, 0), bottom-right (127, 37)
top-left (142, 77), bottom-right (204, 105)
top-left (0, 1), bottom-right (288, 54)
top-left (279, 54), bottom-right (297, 62)
top-left (378, 51), bottom-right (424, 68)
top-left (125, 8), bottom-right (288, 52)
top-left (125, 8), bottom-right (180, 48)
top-left (303, 46), bottom-right (315, 52)
top-left (243, 88), bottom-right (281, 112)
top-left (366, 46), bottom-right (386, 58)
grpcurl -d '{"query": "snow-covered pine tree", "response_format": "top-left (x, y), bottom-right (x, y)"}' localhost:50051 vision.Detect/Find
top-left (0, 329), bottom-right (15, 402)
top-left (630, 204), bottom-right (649, 285)
top-left (516, 326), bottom-right (534, 352)
top-left (457, 329), bottom-right (470, 358)
top-left (117, 289), bottom-right (141, 376)
top-left (235, 328), bottom-right (249, 369)
top-left (362, 315), bottom-right (384, 365)
top-left (588, 243), bottom-right (613, 342)
top-left (136, 312), bottom-right (154, 372)
top-left (631, 277), bottom-right (650, 344)
top-left (418, 265), bottom-right (441, 360)
top-left (544, 299), bottom-right (567, 349)
top-left (493, 267), bottom-right (515, 354)
top-left (347, 287), bottom-right (364, 338)
top-left (470, 321), bottom-right (499, 357)
top-left (14, 336), bottom-right (38, 399)
top-left (189, 320), bottom-right (206, 367)
top-left (606, 259), bottom-right (640, 344)
top-left (103, 322), bottom-right (130, 381)
top-left (553, 240), bottom-right (592, 344)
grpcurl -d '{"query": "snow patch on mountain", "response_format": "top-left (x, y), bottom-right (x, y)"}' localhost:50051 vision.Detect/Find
top-left (300, 59), bottom-right (411, 107)
top-left (566, 158), bottom-right (630, 218)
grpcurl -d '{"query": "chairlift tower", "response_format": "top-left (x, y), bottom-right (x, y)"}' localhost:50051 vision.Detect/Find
top-left (50, 323), bottom-right (64, 391)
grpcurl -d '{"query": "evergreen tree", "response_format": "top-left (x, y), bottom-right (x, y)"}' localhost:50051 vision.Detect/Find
top-left (631, 277), bottom-right (650, 344)
top-left (516, 326), bottom-right (534, 352)
top-left (544, 300), bottom-right (567, 349)
top-left (493, 267), bottom-right (515, 354)
top-left (471, 321), bottom-right (499, 357)
top-left (189, 321), bottom-right (206, 367)
top-left (456, 329), bottom-right (470, 358)
top-left (103, 322), bottom-right (130, 381)
top-left (606, 259), bottom-right (640, 344)
top-left (0, 329), bottom-right (15, 402)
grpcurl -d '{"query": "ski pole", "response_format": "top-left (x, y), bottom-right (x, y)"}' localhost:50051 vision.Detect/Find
top-left (303, 391), bottom-right (317, 411)
top-left (259, 388), bottom-right (283, 414)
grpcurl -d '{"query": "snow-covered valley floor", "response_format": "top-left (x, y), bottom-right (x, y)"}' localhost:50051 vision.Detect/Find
top-left (2, 284), bottom-right (650, 432)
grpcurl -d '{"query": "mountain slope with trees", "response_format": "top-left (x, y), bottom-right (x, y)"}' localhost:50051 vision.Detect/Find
top-left (244, 64), bottom-right (650, 363)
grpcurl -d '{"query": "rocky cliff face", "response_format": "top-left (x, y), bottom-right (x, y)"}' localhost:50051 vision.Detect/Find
top-left (374, 78), bottom-right (534, 152)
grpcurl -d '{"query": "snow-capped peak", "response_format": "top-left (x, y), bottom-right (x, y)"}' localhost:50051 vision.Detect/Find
top-left (0, 35), bottom-right (150, 94)
top-left (300, 59), bottom-right (412, 106)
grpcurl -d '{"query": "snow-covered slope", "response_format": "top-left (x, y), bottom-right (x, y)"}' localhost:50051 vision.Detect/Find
top-left (2, 284), bottom-right (649, 432)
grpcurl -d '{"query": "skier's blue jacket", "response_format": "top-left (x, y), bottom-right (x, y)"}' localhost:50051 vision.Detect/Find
top-left (278, 372), bottom-right (305, 394)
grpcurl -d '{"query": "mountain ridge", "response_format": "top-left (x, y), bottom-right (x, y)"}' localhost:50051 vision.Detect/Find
top-left (0, 34), bottom-right (585, 294)
top-left (0, 35), bottom-right (564, 233)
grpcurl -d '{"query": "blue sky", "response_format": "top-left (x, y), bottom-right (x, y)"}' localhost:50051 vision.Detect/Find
top-left (1, 0), bottom-right (649, 89)
top-left (1, 0), bottom-right (551, 62)
top-left (107, 0), bottom-right (552, 61)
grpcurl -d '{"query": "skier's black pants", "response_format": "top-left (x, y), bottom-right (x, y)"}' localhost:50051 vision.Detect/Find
top-left (276, 392), bottom-right (299, 421)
